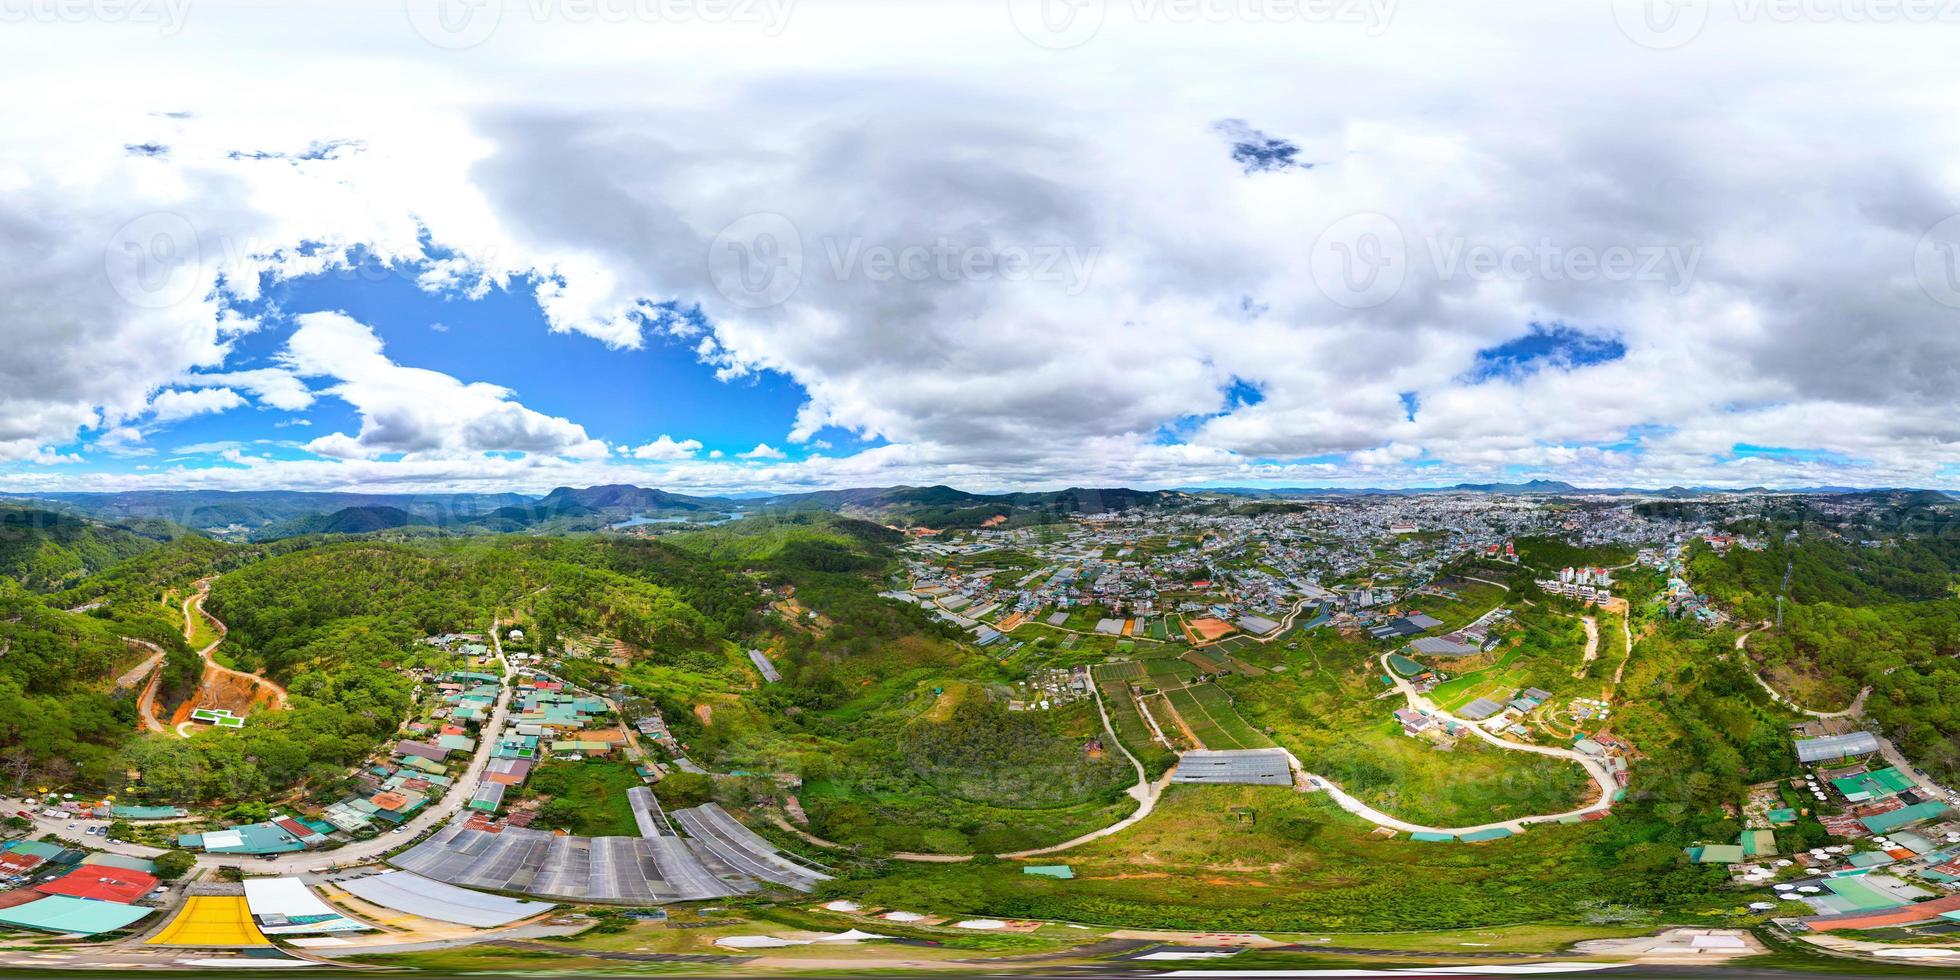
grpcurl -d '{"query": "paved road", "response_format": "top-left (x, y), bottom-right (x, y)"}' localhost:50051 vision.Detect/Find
top-left (19, 613), bottom-right (517, 874)
top-left (111, 641), bottom-right (166, 691)
top-left (1278, 654), bottom-right (1621, 836)
top-left (1001, 680), bottom-right (1171, 859)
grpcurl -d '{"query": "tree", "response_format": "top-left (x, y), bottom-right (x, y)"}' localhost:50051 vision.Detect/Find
top-left (655, 771), bottom-right (713, 808)
top-left (153, 849), bottom-right (195, 880)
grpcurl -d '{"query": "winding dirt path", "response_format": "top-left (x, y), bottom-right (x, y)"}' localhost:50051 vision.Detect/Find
top-left (1609, 600), bottom-right (1634, 686)
top-left (135, 578), bottom-right (288, 736)
top-left (1575, 614), bottom-right (1599, 678)
top-left (1732, 626), bottom-right (1869, 719)
top-left (183, 583), bottom-right (289, 712)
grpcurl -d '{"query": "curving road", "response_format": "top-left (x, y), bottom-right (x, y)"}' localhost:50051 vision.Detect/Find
top-left (27, 613), bottom-right (517, 874)
top-left (182, 582), bottom-right (289, 712)
top-left (1280, 653), bottom-right (1622, 836)
top-left (1732, 626), bottom-right (1869, 718)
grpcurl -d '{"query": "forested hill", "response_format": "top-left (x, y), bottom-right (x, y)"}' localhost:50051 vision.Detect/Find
top-left (249, 505), bottom-right (419, 540)
top-left (751, 485), bottom-right (1188, 528)
top-left (1691, 537), bottom-right (1960, 780)
top-left (0, 577), bottom-right (197, 786)
top-left (0, 505), bottom-right (181, 590)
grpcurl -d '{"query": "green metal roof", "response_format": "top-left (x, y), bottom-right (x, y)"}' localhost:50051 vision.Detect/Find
top-left (1022, 865), bottom-right (1075, 879)
top-left (0, 895), bottom-right (154, 934)
top-left (1693, 843), bottom-right (1745, 864)
top-left (1862, 801), bottom-right (1952, 835)
top-left (3, 839), bottom-right (65, 859)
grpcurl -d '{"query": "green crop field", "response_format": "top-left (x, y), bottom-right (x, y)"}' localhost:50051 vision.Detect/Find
top-left (1098, 679), bottom-right (1176, 777)
top-left (1143, 657), bottom-right (1199, 686)
top-left (1163, 685), bottom-right (1230, 747)
top-left (1092, 660), bottom-right (1145, 682)
top-left (1186, 682), bottom-right (1273, 747)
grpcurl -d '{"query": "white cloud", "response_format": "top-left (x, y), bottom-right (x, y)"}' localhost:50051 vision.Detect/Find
top-left (149, 387), bottom-right (247, 422)
top-left (281, 311), bottom-right (609, 461)
top-left (738, 443), bottom-right (787, 460)
top-left (622, 435), bottom-right (703, 460)
top-left (190, 368), bottom-right (316, 411)
top-left (3, 4), bottom-right (1960, 492)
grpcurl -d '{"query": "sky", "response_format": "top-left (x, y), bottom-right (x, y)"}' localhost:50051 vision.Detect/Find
top-left (3, 0), bottom-right (1960, 495)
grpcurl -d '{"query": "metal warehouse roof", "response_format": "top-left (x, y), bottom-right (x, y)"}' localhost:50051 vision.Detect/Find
top-left (34, 866), bottom-right (158, 904)
top-left (341, 871), bottom-right (555, 928)
top-left (1862, 802), bottom-right (1952, 835)
top-left (243, 877), bottom-right (371, 935)
top-left (0, 895), bottom-right (154, 935)
top-left (1794, 731), bottom-right (1880, 763)
top-left (1170, 749), bottom-right (1293, 786)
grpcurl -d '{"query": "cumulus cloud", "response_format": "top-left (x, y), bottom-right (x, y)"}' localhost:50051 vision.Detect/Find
top-left (3, 4), bottom-right (1960, 493)
top-left (738, 443), bottom-right (787, 460)
top-left (622, 435), bottom-right (703, 460)
top-left (190, 368), bottom-right (316, 411)
top-left (281, 311), bottom-right (609, 461)
top-left (149, 387), bottom-right (247, 422)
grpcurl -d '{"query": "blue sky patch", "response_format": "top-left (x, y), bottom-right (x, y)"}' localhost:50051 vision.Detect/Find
top-left (1212, 119), bottom-right (1309, 174)
top-left (1464, 322), bottom-right (1626, 383)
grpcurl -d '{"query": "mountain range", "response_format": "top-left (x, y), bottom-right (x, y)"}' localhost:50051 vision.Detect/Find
top-left (4, 482), bottom-right (1949, 543)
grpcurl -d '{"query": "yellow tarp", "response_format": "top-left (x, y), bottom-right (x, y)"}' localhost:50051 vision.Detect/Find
top-left (146, 895), bottom-right (270, 946)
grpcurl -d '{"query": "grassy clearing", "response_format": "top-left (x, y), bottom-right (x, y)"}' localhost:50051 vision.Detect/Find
top-left (1230, 625), bottom-right (1593, 828)
top-left (833, 783), bottom-right (1734, 933)
top-left (520, 759), bottom-right (647, 837)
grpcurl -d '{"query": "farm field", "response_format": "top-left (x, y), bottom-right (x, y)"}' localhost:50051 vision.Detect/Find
top-left (1097, 678), bottom-right (1176, 776)
top-left (519, 760), bottom-right (647, 837)
top-left (1162, 682), bottom-right (1269, 750)
top-left (1185, 682), bottom-right (1273, 748)
top-left (831, 784), bottom-right (1726, 933)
